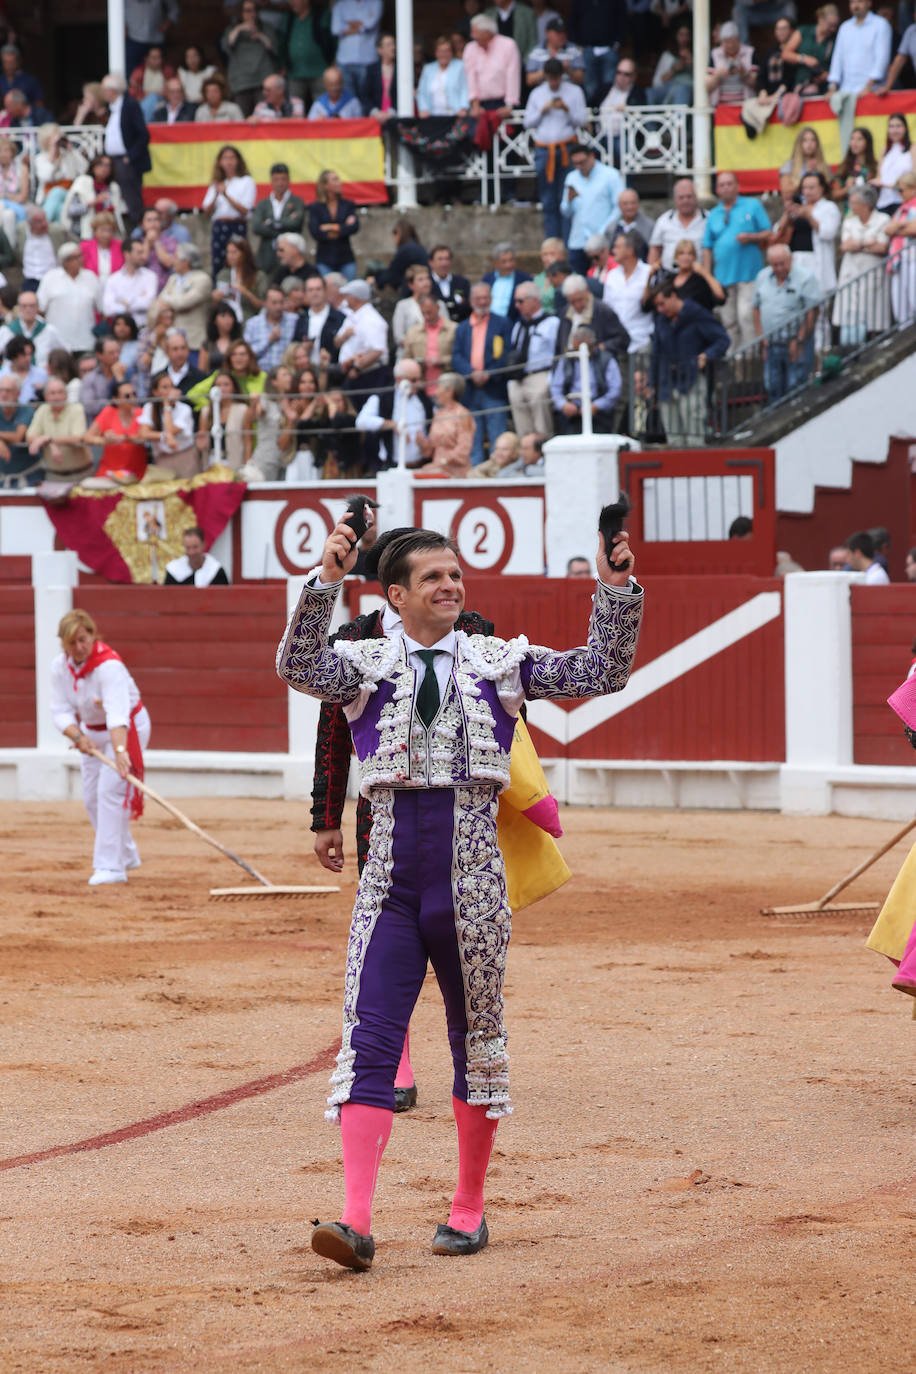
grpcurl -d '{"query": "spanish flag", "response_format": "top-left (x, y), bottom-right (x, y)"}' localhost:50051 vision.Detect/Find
top-left (715, 94), bottom-right (916, 195)
top-left (145, 118), bottom-right (386, 210)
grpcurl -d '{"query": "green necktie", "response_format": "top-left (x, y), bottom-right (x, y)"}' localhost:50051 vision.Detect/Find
top-left (416, 649), bottom-right (441, 728)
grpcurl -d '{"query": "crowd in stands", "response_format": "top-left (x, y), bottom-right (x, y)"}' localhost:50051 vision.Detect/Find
top-left (0, 0), bottom-right (915, 486)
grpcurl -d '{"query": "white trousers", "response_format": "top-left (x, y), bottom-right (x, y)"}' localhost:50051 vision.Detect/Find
top-left (79, 708), bottom-right (151, 873)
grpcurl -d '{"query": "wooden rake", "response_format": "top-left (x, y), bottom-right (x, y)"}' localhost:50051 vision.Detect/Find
top-left (87, 747), bottom-right (339, 902)
top-left (760, 812), bottom-right (916, 917)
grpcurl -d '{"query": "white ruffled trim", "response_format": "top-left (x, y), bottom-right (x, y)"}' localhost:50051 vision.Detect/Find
top-left (334, 634), bottom-right (402, 682)
top-left (457, 631), bottom-right (530, 681)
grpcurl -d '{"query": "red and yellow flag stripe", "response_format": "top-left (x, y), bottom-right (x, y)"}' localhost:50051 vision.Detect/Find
top-left (714, 94), bottom-right (916, 194)
top-left (145, 117), bottom-right (386, 209)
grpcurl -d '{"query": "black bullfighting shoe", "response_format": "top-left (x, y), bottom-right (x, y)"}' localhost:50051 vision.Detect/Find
top-left (431, 1216), bottom-right (489, 1256)
top-left (311, 1220), bottom-right (375, 1271)
top-left (394, 1084), bottom-right (418, 1112)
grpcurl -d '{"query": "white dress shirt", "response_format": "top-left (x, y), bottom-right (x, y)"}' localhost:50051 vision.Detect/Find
top-left (603, 262), bottom-right (653, 351)
top-left (102, 265), bottom-right (159, 327)
top-left (337, 302), bottom-right (389, 367)
top-left (523, 80), bottom-right (587, 144)
top-left (305, 302), bottom-right (330, 363)
top-left (331, 0), bottom-right (383, 66)
top-left (649, 208), bottom-right (707, 270)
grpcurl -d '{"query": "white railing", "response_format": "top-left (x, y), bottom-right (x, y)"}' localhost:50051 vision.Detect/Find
top-left (9, 126), bottom-right (105, 202)
top-left (384, 105), bottom-right (700, 200)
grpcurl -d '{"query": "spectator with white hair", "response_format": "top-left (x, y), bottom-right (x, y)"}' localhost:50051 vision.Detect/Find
top-left (324, 271), bottom-right (351, 316)
top-left (0, 372), bottom-right (31, 482)
top-left (585, 233), bottom-right (615, 288)
top-left (251, 73), bottom-right (305, 120)
top-left (308, 65), bottom-right (363, 119)
top-left (507, 279), bottom-right (559, 436)
top-left (271, 230), bottom-right (317, 287)
top-left (21, 208), bottom-right (57, 291)
top-left (607, 189), bottom-right (655, 261)
top-left (36, 244), bottom-right (101, 354)
top-left (464, 14), bottom-right (522, 122)
top-left (414, 372), bottom-right (476, 477)
top-left (25, 376), bottom-right (91, 480)
top-left (102, 238), bottom-right (159, 329)
top-left (100, 72), bottom-right (151, 230)
top-left (150, 75), bottom-right (197, 124)
top-left (705, 22), bottom-right (758, 107)
top-left (0, 289), bottom-right (63, 367)
top-left (336, 278), bottom-right (391, 391)
top-left (355, 357), bottom-right (432, 468)
top-left (150, 243), bottom-right (213, 360)
top-left (555, 270), bottom-right (631, 359)
top-left (155, 199), bottom-right (191, 245)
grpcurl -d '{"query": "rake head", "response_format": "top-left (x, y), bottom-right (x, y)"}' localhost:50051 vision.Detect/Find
top-left (760, 901), bottom-right (880, 918)
top-left (209, 884), bottom-right (341, 901)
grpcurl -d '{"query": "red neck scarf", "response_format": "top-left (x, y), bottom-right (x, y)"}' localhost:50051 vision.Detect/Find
top-left (67, 641), bottom-right (145, 819)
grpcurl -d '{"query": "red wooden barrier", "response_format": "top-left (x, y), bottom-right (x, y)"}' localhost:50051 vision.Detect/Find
top-left (348, 573), bottom-right (785, 763)
top-left (0, 587), bottom-right (35, 747)
top-left (76, 586), bottom-right (288, 753)
top-left (852, 585), bottom-right (916, 766)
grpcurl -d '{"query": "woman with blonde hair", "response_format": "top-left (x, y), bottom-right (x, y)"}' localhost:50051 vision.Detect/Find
top-left (414, 372), bottom-right (475, 478)
top-left (885, 170), bottom-right (916, 324)
top-left (197, 370), bottom-right (252, 471)
top-left (308, 168), bottom-right (359, 280)
top-left (49, 607), bottom-right (151, 886)
top-left (779, 126), bottom-right (831, 185)
top-left (35, 124), bottom-right (88, 222)
top-left (0, 136), bottom-right (27, 243)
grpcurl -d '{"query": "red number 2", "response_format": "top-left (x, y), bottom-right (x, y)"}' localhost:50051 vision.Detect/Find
top-left (473, 521), bottom-right (488, 555)
top-left (297, 519), bottom-right (312, 554)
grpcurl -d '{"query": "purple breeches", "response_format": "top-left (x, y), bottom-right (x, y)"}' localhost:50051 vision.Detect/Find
top-left (326, 785), bottom-right (513, 1121)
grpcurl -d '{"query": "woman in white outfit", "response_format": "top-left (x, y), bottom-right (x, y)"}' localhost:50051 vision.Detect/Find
top-left (50, 608), bottom-right (151, 887)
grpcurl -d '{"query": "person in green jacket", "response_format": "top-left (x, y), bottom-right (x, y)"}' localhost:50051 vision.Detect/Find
top-left (250, 163), bottom-right (308, 276)
top-left (281, 0), bottom-right (335, 106)
top-left (484, 2), bottom-right (538, 63)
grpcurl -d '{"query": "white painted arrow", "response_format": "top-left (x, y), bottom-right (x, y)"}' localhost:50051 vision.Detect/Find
top-left (526, 592), bottom-right (782, 745)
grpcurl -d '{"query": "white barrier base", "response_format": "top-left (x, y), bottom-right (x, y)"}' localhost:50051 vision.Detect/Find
top-left (5, 749), bottom-right (916, 818)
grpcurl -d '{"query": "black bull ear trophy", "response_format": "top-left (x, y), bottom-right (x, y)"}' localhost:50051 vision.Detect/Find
top-left (599, 493), bottom-right (631, 571)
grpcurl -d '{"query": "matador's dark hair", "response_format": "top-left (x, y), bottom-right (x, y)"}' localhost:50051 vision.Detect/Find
top-left (377, 530), bottom-right (460, 599)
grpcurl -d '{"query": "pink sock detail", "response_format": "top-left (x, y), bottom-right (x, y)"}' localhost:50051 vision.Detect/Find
top-left (394, 1025), bottom-right (414, 1089)
top-left (522, 794), bottom-right (563, 838)
top-left (339, 1103), bottom-right (393, 1236)
top-left (448, 1095), bottom-right (498, 1232)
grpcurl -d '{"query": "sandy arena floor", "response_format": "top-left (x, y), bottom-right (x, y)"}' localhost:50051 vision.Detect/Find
top-left (1, 798), bottom-right (915, 1373)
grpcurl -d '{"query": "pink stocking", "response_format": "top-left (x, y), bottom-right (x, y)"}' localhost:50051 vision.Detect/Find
top-left (448, 1095), bottom-right (498, 1232)
top-left (394, 1025), bottom-right (414, 1089)
top-left (339, 1103), bottom-right (393, 1236)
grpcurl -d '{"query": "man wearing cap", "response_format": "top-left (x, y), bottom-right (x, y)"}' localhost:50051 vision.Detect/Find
top-left (36, 244), bottom-right (101, 354)
top-left (525, 17), bottom-right (585, 86)
top-left (310, 523), bottom-right (497, 1115)
top-left (523, 57), bottom-right (588, 240)
top-left (251, 164), bottom-right (307, 276)
top-left (278, 516), bottom-right (643, 1271)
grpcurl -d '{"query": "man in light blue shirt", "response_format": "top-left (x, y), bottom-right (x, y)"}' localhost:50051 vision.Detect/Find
top-left (701, 171), bottom-right (772, 350)
top-left (331, 0), bottom-right (383, 111)
top-left (561, 143), bottom-right (624, 274)
top-left (828, 0), bottom-right (892, 91)
top-left (752, 244), bottom-right (821, 400)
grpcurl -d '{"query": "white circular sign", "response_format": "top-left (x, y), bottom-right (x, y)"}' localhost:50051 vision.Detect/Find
top-left (280, 505), bottom-right (331, 571)
top-left (455, 506), bottom-right (506, 570)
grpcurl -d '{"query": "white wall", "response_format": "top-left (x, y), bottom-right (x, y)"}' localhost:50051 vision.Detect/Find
top-left (773, 351), bottom-right (916, 514)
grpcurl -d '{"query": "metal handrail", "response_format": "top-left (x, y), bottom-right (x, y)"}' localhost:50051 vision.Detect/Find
top-left (628, 250), bottom-right (912, 447)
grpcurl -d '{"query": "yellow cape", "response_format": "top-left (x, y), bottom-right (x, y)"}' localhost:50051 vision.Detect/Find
top-left (866, 838), bottom-right (916, 1018)
top-left (497, 717), bottom-right (571, 913)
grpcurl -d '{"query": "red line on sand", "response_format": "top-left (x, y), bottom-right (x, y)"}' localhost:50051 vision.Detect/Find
top-left (0, 1042), bottom-right (339, 1173)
